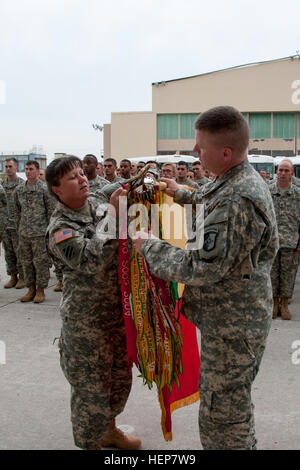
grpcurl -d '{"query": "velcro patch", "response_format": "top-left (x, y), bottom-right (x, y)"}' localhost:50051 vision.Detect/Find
top-left (54, 229), bottom-right (73, 244)
top-left (62, 244), bottom-right (76, 260)
top-left (203, 227), bottom-right (218, 252)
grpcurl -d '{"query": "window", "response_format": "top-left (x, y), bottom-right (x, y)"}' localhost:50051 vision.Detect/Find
top-left (273, 113), bottom-right (295, 139)
top-left (249, 113), bottom-right (271, 139)
top-left (180, 114), bottom-right (198, 139)
top-left (157, 114), bottom-right (178, 139)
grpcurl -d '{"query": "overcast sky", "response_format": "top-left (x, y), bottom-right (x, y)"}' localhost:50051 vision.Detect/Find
top-left (0, 0), bottom-right (300, 162)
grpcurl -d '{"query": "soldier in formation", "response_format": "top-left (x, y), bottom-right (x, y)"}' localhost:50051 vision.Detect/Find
top-left (14, 160), bottom-right (53, 303)
top-left (83, 154), bottom-right (109, 192)
top-left (269, 159), bottom-right (300, 320)
top-left (1, 158), bottom-right (25, 289)
top-left (175, 161), bottom-right (199, 189)
top-left (192, 161), bottom-right (210, 186)
top-left (133, 106), bottom-right (278, 450)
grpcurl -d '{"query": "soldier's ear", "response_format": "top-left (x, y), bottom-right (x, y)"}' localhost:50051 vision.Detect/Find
top-left (52, 185), bottom-right (62, 198)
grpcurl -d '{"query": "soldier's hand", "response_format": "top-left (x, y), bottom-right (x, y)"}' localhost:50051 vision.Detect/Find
top-left (160, 178), bottom-right (179, 197)
top-left (132, 228), bottom-right (158, 254)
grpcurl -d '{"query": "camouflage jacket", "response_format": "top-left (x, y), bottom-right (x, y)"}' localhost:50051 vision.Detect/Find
top-left (46, 194), bottom-right (120, 323)
top-left (292, 176), bottom-right (300, 187)
top-left (14, 179), bottom-right (54, 237)
top-left (88, 175), bottom-right (109, 192)
top-left (175, 178), bottom-right (199, 189)
top-left (0, 184), bottom-right (8, 238)
top-left (1, 176), bottom-right (24, 230)
top-left (141, 160), bottom-right (279, 341)
top-left (269, 182), bottom-right (300, 249)
top-left (195, 176), bottom-right (210, 186)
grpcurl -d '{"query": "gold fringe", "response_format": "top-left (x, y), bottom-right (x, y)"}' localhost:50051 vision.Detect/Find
top-left (158, 389), bottom-right (200, 442)
top-left (170, 391), bottom-right (200, 414)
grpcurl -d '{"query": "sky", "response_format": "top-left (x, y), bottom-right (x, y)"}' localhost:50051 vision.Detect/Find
top-left (0, 0), bottom-right (300, 163)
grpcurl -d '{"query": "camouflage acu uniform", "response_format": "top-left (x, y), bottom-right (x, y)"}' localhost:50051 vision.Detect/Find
top-left (292, 175), bottom-right (300, 187)
top-left (46, 194), bottom-right (132, 450)
top-left (88, 175), bottom-right (109, 193)
top-left (269, 182), bottom-right (300, 298)
top-left (15, 179), bottom-right (53, 288)
top-left (140, 160), bottom-right (278, 450)
top-left (175, 177), bottom-right (200, 189)
top-left (195, 176), bottom-right (210, 186)
top-left (0, 184), bottom-right (8, 239)
top-left (1, 177), bottom-right (24, 276)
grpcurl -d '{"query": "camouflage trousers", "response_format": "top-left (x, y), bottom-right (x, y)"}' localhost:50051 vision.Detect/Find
top-left (18, 235), bottom-right (50, 288)
top-left (271, 248), bottom-right (299, 298)
top-left (59, 308), bottom-right (132, 450)
top-left (2, 229), bottom-right (23, 276)
top-left (198, 334), bottom-right (266, 450)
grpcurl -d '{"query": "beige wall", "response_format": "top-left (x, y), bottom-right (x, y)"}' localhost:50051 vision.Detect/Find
top-left (110, 112), bottom-right (156, 163)
top-left (152, 58), bottom-right (300, 113)
top-left (157, 138), bottom-right (195, 153)
top-left (249, 138), bottom-right (299, 154)
top-left (106, 57), bottom-right (300, 158)
top-left (103, 124), bottom-right (111, 158)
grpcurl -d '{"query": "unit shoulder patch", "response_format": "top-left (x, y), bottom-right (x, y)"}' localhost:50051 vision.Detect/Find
top-left (54, 228), bottom-right (73, 244)
top-left (203, 227), bottom-right (218, 252)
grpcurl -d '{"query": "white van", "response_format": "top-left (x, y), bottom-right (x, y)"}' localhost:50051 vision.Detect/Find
top-left (247, 155), bottom-right (275, 179)
top-left (128, 154), bottom-right (198, 168)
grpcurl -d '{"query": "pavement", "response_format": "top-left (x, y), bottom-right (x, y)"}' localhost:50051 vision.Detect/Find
top-left (0, 254), bottom-right (300, 451)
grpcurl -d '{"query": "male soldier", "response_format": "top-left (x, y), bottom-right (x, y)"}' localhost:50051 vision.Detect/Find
top-left (1, 158), bottom-right (25, 288)
top-left (46, 156), bottom-right (141, 450)
top-left (269, 159), bottom-right (300, 320)
top-left (130, 162), bottom-right (138, 177)
top-left (83, 154), bottom-right (109, 191)
top-left (137, 161), bottom-right (145, 173)
top-left (133, 106), bottom-right (278, 450)
top-left (39, 168), bottom-right (46, 182)
top-left (161, 163), bottom-right (176, 179)
top-left (192, 161), bottom-right (210, 186)
top-left (175, 161), bottom-right (199, 189)
top-left (104, 158), bottom-right (122, 183)
top-left (0, 184), bottom-right (8, 248)
top-left (15, 160), bottom-right (53, 303)
top-left (119, 159), bottom-right (132, 180)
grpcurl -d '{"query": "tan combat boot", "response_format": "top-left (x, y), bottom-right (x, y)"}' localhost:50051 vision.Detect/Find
top-left (4, 274), bottom-right (18, 288)
top-left (100, 419), bottom-right (141, 450)
top-left (53, 281), bottom-right (63, 292)
top-left (33, 286), bottom-right (45, 303)
top-left (20, 285), bottom-right (36, 302)
top-left (15, 275), bottom-right (25, 289)
top-left (280, 298), bottom-right (291, 320)
top-left (272, 298), bottom-right (280, 319)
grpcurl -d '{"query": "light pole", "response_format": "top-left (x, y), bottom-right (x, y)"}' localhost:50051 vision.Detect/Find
top-left (92, 124), bottom-right (104, 159)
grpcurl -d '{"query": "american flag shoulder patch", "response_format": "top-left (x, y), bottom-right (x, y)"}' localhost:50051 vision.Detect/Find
top-left (54, 229), bottom-right (73, 244)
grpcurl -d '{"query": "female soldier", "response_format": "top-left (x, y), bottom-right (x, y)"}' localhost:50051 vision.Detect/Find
top-left (46, 156), bottom-right (141, 451)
